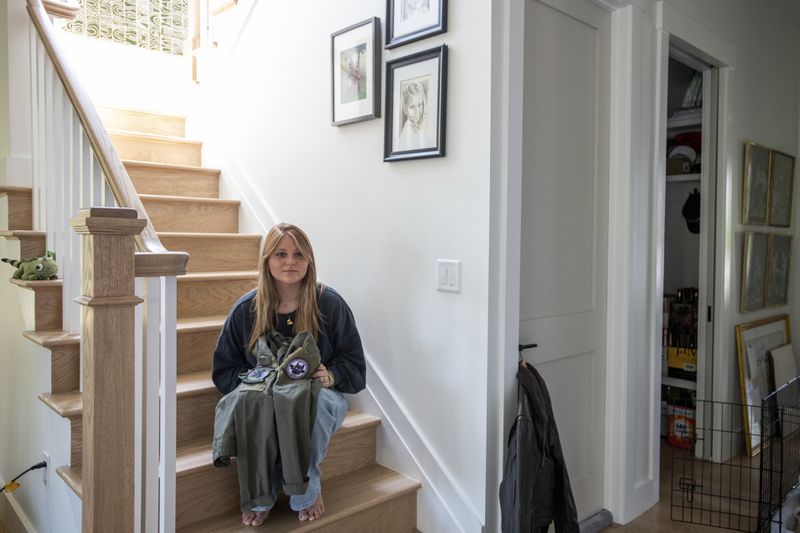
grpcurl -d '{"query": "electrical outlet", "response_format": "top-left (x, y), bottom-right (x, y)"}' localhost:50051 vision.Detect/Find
top-left (42, 452), bottom-right (49, 487)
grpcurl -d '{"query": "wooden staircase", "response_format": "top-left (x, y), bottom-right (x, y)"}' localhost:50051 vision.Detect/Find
top-left (1, 107), bottom-right (419, 531)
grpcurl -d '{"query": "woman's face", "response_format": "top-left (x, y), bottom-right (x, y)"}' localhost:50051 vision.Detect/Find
top-left (268, 235), bottom-right (309, 289)
top-left (404, 94), bottom-right (424, 126)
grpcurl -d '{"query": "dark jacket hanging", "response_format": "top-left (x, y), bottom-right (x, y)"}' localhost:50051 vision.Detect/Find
top-left (499, 361), bottom-right (580, 533)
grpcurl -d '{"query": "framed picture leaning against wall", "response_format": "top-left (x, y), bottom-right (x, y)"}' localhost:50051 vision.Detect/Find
top-left (768, 149), bottom-right (795, 227)
top-left (740, 231), bottom-right (769, 313)
top-left (765, 233), bottom-right (792, 307)
top-left (742, 142), bottom-right (770, 225)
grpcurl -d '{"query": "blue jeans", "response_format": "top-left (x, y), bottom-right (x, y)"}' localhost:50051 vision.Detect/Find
top-left (251, 388), bottom-right (348, 512)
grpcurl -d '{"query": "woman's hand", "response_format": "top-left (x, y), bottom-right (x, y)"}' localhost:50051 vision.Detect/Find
top-left (313, 363), bottom-right (334, 389)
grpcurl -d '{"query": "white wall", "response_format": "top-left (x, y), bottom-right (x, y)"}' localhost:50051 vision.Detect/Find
top-left (0, 0), bottom-right (32, 186)
top-left (191, 1), bottom-right (493, 531)
top-left (0, 237), bottom-right (81, 533)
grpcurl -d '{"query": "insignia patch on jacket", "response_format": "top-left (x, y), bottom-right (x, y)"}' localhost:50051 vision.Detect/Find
top-left (285, 358), bottom-right (310, 380)
top-left (241, 367), bottom-right (273, 384)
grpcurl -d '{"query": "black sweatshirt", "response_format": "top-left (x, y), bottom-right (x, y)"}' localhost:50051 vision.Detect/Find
top-left (212, 285), bottom-right (367, 396)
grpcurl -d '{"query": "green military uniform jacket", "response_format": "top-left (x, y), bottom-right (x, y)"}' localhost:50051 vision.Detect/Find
top-left (212, 330), bottom-right (322, 511)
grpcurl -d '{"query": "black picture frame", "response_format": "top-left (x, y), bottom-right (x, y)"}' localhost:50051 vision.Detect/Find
top-left (386, 0), bottom-right (447, 49)
top-left (384, 45), bottom-right (447, 162)
top-left (331, 17), bottom-right (381, 126)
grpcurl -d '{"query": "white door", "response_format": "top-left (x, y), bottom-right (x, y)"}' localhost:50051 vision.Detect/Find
top-left (519, 0), bottom-right (610, 520)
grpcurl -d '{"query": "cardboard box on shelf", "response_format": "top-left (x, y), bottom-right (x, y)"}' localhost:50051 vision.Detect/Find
top-left (667, 346), bottom-right (697, 380)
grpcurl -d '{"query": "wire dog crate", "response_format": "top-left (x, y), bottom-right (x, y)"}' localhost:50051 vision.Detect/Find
top-left (668, 377), bottom-right (800, 532)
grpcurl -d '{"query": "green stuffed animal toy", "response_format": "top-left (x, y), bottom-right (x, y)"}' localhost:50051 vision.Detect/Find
top-left (1, 250), bottom-right (58, 280)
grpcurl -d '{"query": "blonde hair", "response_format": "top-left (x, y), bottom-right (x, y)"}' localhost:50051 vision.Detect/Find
top-left (247, 223), bottom-right (321, 352)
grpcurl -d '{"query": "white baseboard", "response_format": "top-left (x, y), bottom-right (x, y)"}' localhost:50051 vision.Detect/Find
top-left (357, 355), bottom-right (485, 533)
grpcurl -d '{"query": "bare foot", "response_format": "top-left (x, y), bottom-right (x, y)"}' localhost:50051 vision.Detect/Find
top-left (298, 493), bottom-right (325, 522)
top-left (251, 511), bottom-right (269, 526)
top-left (242, 510), bottom-right (269, 527)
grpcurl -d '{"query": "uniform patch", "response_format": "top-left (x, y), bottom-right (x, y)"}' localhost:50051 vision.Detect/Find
top-left (242, 367), bottom-right (272, 384)
top-left (285, 358), bottom-right (310, 380)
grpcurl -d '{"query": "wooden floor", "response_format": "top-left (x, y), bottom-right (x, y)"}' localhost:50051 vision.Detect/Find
top-left (608, 440), bottom-right (768, 532)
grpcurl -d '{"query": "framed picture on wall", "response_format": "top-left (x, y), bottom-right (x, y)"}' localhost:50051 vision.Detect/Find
top-left (740, 231), bottom-right (768, 313)
top-left (742, 142), bottom-right (770, 225)
top-left (765, 234), bottom-right (792, 307)
top-left (735, 314), bottom-right (791, 456)
top-left (768, 150), bottom-right (795, 227)
top-left (383, 45), bottom-right (447, 162)
top-left (331, 17), bottom-right (381, 126)
top-left (386, 0), bottom-right (447, 49)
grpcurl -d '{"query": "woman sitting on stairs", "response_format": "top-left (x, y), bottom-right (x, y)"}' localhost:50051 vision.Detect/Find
top-left (212, 223), bottom-right (367, 526)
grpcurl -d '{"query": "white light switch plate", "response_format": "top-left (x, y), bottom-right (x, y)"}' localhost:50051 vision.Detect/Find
top-left (436, 259), bottom-right (461, 293)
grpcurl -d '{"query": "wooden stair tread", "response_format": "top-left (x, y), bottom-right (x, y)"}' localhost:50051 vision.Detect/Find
top-left (23, 330), bottom-right (80, 347)
top-left (56, 465), bottom-right (82, 498)
top-left (39, 391), bottom-right (82, 418)
top-left (139, 194), bottom-right (239, 206)
top-left (175, 411), bottom-right (379, 473)
top-left (178, 315), bottom-right (228, 332)
top-left (107, 128), bottom-right (202, 145)
top-left (98, 104), bottom-right (186, 120)
top-left (159, 231), bottom-right (261, 240)
top-left (10, 278), bottom-right (62, 289)
top-left (98, 106), bottom-right (186, 137)
top-left (178, 371), bottom-right (216, 397)
top-left (0, 230), bottom-right (46, 257)
top-left (41, 372), bottom-right (218, 419)
top-left (0, 186), bottom-right (33, 194)
top-left (0, 229), bottom-right (45, 238)
top-left (123, 160), bottom-right (219, 175)
top-left (178, 271), bottom-right (258, 281)
top-left (179, 464), bottom-right (420, 532)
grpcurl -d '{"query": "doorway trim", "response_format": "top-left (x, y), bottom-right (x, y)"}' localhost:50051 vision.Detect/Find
top-left (603, 0), bottom-right (737, 524)
top-left (653, 0), bottom-right (738, 463)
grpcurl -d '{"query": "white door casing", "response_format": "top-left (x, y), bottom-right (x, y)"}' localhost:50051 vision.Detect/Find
top-left (519, 0), bottom-right (611, 520)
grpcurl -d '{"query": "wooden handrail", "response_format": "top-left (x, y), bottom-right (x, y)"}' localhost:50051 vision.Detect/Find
top-left (42, 0), bottom-right (80, 19)
top-left (26, 0), bottom-right (189, 277)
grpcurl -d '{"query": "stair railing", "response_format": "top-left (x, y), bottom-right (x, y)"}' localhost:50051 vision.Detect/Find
top-left (26, 1), bottom-right (188, 530)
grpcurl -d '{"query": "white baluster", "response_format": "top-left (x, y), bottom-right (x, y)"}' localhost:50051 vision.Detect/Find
top-left (66, 110), bottom-right (82, 334)
top-left (29, 28), bottom-right (39, 233)
top-left (160, 276), bottom-right (177, 533)
top-left (134, 277), bottom-right (144, 533)
top-left (104, 179), bottom-right (115, 207)
top-left (92, 153), bottom-right (102, 207)
top-left (143, 277), bottom-right (161, 533)
top-left (53, 78), bottom-right (65, 266)
top-left (34, 37), bottom-right (46, 232)
top-left (44, 59), bottom-right (55, 245)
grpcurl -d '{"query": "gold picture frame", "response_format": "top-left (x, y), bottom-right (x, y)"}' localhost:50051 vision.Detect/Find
top-left (740, 232), bottom-right (769, 312)
top-left (765, 234), bottom-right (792, 307)
top-left (735, 314), bottom-right (791, 456)
top-left (742, 142), bottom-right (771, 225)
top-left (768, 150), bottom-right (795, 227)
